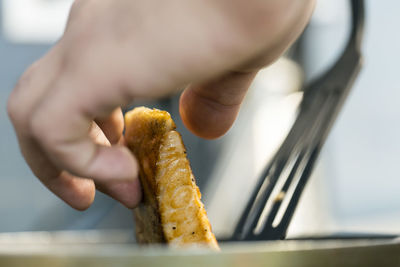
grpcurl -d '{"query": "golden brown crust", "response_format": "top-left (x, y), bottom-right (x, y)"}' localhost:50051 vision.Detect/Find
top-left (125, 107), bottom-right (174, 244)
top-left (124, 107), bottom-right (219, 249)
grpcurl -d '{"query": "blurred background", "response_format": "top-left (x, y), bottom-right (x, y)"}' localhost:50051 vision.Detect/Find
top-left (0, 0), bottom-right (399, 239)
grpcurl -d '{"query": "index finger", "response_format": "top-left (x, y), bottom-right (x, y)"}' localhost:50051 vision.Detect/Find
top-left (29, 75), bottom-right (139, 184)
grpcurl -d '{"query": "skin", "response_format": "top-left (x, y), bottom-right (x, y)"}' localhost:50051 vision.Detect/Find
top-left (7, 0), bottom-right (315, 210)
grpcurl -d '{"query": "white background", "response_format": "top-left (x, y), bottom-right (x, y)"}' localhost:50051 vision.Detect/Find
top-left (2, 0), bottom-right (72, 43)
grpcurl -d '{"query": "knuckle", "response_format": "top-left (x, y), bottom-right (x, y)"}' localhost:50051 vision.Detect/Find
top-left (30, 116), bottom-right (63, 160)
top-left (29, 110), bottom-right (50, 146)
top-left (6, 92), bottom-right (20, 124)
top-left (29, 112), bottom-right (43, 140)
top-left (16, 60), bottom-right (42, 90)
top-left (29, 108), bottom-right (89, 176)
top-left (29, 111), bottom-right (68, 168)
top-left (7, 68), bottom-right (37, 126)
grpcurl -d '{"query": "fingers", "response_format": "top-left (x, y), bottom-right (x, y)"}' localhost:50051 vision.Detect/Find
top-left (7, 48), bottom-right (96, 210)
top-left (95, 179), bottom-right (142, 209)
top-left (179, 70), bottom-right (258, 139)
top-left (17, 135), bottom-right (96, 210)
top-left (48, 172), bottom-right (96, 211)
top-left (29, 78), bottom-right (139, 183)
top-left (8, 49), bottom-right (141, 210)
top-left (95, 108), bottom-right (124, 145)
top-left (89, 122), bottom-right (142, 209)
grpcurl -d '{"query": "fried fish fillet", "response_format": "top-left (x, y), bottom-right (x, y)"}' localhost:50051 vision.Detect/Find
top-left (124, 107), bottom-right (219, 249)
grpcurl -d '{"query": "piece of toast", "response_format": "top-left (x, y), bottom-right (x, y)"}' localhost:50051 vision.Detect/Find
top-left (124, 107), bottom-right (219, 249)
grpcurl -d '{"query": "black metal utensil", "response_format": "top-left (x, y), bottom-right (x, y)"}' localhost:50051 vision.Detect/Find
top-left (230, 0), bottom-right (365, 242)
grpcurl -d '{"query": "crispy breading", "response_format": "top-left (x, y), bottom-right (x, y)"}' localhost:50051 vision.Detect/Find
top-left (124, 107), bottom-right (219, 249)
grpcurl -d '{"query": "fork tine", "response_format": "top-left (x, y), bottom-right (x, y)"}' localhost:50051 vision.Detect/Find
top-left (233, 89), bottom-right (335, 241)
top-left (256, 150), bottom-right (306, 239)
top-left (261, 92), bottom-right (339, 239)
top-left (230, 0), bottom-right (365, 242)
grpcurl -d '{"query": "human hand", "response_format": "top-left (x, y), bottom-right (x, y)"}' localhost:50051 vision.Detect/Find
top-left (7, 0), bottom-right (315, 210)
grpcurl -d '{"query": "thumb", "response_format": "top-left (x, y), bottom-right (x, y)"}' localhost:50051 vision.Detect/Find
top-left (179, 70), bottom-right (258, 139)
